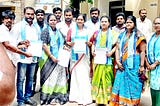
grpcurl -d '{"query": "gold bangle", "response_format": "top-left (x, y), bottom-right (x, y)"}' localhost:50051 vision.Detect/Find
top-left (140, 65), bottom-right (144, 67)
top-left (116, 59), bottom-right (120, 62)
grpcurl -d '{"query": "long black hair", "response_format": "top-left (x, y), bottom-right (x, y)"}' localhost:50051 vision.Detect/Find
top-left (46, 14), bottom-right (57, 23)
top-left (100, 15), bottom-right (111, 29)
top-left (126, 15), bottom-right (137, 32)
top-left (76, 13), bottom-right (86, 22)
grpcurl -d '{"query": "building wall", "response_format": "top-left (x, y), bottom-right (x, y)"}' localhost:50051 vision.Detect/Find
top-left (0, 0), bottom-right (36, 23)
top-left (25, 0), bottom-right (35, 7)
top-left (98, 0), bottom-right (109, 16)
top-left (80, 0), bottom-right (109, 19)
top-left (0, 0), bottom-right (69, 23)
top-left (80, 0), bottom-right (159, 22)
top-left (131, 0), bottom-right (159, 22)
top-left (125, 0), bottom-right (159, 22)
top-left (35, 0), bottom-right (70, 20)
top-left (80, 1), bottom-right (89, 18)
top-left (158, 0), bottom-right (160, 16)
top-left (0, 0), bottom-right (20, 23)
top-left (1, 0), bottom-right (159, 23)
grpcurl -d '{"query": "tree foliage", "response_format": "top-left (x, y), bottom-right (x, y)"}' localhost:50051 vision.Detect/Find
top-left (70, 0), bottom-right (93, 6)
top-left (79, 0), bottom-right (93, 4)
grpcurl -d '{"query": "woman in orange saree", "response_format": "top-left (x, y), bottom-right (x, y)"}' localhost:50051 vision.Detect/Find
top-left (110, 16), bottom-right (146, 106)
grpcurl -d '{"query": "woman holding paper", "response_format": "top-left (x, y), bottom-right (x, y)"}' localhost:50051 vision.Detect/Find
top-left (39, 14), bottom-right (68, 105)
top-left (91, 15), bottom-right (118, 105)
top-left (110, 16), bottom-right (146, 106)
top-left (66, 14), bottom-right (92, 105)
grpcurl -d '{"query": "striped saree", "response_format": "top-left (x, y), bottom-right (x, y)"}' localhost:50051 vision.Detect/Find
top-left (110, 31), bottom-right (146, 106)
top-left (91, 29), bottom-right (115, 104)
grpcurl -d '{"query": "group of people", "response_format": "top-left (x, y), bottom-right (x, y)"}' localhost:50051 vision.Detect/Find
top-left (0, 5), bottom-right (160, 106)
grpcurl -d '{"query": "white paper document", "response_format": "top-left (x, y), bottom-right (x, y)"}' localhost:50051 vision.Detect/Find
top-left (27, 41), bottom-right (42, 57)
top-left (94, 48), bottom-right (106, 64)
top-left (58, 48), bottom-right (71, 67)
top-left (73, 39), bottom-right (86, 53)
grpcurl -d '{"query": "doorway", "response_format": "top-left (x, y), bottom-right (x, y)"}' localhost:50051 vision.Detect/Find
top-left (109, 0), bottom-right (133, 26)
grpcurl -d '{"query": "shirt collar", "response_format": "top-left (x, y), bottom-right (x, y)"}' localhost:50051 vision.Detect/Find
top-left (2, 24), bottom-right (10, 31)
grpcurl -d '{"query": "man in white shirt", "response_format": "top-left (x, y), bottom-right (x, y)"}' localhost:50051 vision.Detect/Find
top-left (53, 7), bottom-right (62, 23)
top-left (0, 10), bottom-right (31, 106)
top-left (84, 7), bottom-right (100, 78)
top-left (32, 9), bottom-right (47, 96)
top-left (112, 12), bottom-right (126, 34)
top-left (0, 10), bottom-right (31, 65)
top-left (12, 7), bottom-right (39, 106)
top-left (136, 8), bottom-right (152, 42)
top-left (56, 8), bottom-right (76, 41)
top-left (137, 8), bottom-right (152, 92)
top-left (111, 12), bottom-right (126, 77)
top-left (56, 8), bottom-right (76, 93)
top-left (85, 7), bottom-right (100, 40)
top-left (34, 9), bottom-right (47, 39)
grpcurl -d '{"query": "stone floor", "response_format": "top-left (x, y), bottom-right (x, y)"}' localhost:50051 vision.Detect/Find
top-left (11, 87), bottom-right (152, 106)
top-left (11, 70), bottom-right (152, 106)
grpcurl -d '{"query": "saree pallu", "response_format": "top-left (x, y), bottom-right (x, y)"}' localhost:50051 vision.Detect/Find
top-left (69, 55), bottom-right (92, 105)
top-left (40, 57), bottom-right (68, 104)
top-left (91, 64), bottom-right (114, 104)
top-left (110, 55), bottom-right (143, 106)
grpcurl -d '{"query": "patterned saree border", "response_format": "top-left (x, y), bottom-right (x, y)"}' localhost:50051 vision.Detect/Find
top-left (110, 93), bottom-right (140, 106)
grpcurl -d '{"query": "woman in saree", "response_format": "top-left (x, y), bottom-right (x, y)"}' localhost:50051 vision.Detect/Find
top-left (110, 15), bottom-right (146, 106)
top-left (147, 17), bottom-right (160, 106)
top-left (91, 15), bottom-right (117, 105)
top-left (39, 14), bottom-right (68, 105)
top-left (66, 14), bottom-right (92, 105)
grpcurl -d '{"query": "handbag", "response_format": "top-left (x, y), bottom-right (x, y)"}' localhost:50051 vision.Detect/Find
top-left (138, 71), bottom-right (148, 83)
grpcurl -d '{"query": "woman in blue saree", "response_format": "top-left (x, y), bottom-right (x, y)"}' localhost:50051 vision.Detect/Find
top-left (147, 17), bottom-right (160, 106)
top-left (110, 16), bottom-right (146, 106)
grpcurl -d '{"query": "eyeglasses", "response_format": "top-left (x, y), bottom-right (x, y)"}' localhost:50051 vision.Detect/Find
top-left (153, 23), bottom-right (160, 25)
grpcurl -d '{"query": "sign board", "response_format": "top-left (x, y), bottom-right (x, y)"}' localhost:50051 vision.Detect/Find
top-left (36, 0), bottom-right (60, 4)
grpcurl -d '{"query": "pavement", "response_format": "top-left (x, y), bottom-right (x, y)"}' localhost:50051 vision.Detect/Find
top-left (11, 70), bottom-right (152, 106)
top-left (140, 88), bottom-right (152, 106)
top-left (11, 86), bottom-right (152, 106)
